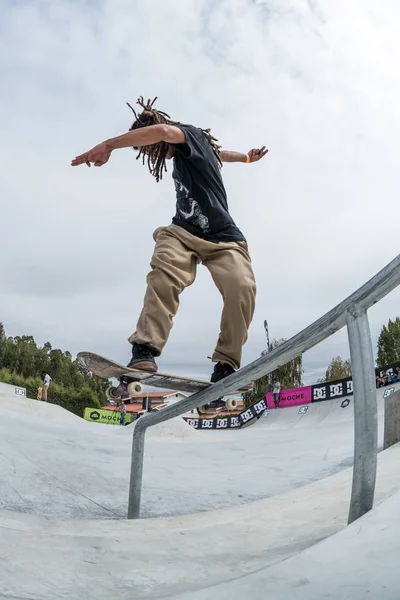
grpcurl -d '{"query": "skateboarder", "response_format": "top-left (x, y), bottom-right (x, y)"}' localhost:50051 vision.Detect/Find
top-left (118, 401), bottom-right (127, 426)
top-left (71, 97), bottom-right (268, 387)
top-left (272, 380), bottom-right (281, 407)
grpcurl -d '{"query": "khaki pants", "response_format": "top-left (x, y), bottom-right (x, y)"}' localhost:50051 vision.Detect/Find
top-left (42, 385), bottom-right (49, 401)
top-left (128, 225), bottom-right (256, 370)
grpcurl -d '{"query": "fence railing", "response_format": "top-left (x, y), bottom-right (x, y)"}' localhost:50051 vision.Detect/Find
top-left (128, 253), bottom-right (400, 520)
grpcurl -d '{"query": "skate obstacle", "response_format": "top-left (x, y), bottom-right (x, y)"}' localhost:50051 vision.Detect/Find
top-left (128, 254), bottom-right (400, 522)
top-left (0, 381), bottom-right (26, 398)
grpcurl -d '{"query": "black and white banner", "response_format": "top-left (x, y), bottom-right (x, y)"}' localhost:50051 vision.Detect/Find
top-left (183, 398), bottom-right (268, 430)
top-left (311, 377), bottom-right (353, 403)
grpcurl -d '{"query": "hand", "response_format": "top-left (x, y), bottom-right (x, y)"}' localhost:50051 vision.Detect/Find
top-left (247, 146), bottom-right (269, 162)
top-left (71, 142), bottom-right (112, 167)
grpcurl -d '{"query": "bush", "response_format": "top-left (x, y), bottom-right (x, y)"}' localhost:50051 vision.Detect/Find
top-left (0, 368), bottom-right (12, 384)
top-left (48, 384), bottom-right (102, 416)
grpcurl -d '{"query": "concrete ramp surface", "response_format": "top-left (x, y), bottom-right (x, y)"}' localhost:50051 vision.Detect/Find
top-left (175, 488), bottom-right (400, 600)
top-left (0, 385), bottom-right (399, 598)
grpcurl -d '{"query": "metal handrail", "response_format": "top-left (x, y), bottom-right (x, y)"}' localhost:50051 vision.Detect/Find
top-left (128, 253), bottom-right (400, 519)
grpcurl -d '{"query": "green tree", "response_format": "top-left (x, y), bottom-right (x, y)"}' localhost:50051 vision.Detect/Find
top-left (0, 323), bottom-right (109, 412)
top-left (318, 356), bottom-right (352, 383)
top-left (0, 322), bottom-right (6, 366)
top-left (243, 338), bottom-right (303, 406)
top-left (377, 317), bottom-right (400, 366)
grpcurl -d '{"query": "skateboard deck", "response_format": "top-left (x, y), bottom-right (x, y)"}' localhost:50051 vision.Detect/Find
top-left (77, 351), bottom-right (236, 395)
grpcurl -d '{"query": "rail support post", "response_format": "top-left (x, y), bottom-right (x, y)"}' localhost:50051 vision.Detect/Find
top-left (128, 425), bottom-right (146, 519)
top-left (346, 307), bottom-right (377, 524)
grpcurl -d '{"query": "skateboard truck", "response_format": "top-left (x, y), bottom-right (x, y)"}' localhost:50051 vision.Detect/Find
top-left (107, 376), bottom-right (143, 401)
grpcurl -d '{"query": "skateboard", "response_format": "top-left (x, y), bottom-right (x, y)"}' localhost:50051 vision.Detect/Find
top-left (77, 352), bottom-right (250, 414)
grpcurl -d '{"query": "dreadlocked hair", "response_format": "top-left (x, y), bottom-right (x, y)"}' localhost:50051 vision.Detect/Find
top-left (126, 96), bottom-right (222, 182)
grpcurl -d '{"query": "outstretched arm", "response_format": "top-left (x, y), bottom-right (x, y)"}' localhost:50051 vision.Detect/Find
top-left (71, 124), bottom-right (185, 167)
top-left (220, 146), bottom-right (269, 164)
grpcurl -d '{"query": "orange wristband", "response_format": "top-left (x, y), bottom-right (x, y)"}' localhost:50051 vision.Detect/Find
top-left (245, 154), bottom-right (251, 163)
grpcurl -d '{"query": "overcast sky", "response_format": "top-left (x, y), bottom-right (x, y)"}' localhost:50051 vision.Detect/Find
top-left (1, 0), bottom-right (399, 384)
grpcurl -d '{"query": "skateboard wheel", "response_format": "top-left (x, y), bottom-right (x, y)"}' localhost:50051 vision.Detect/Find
top-left (106, 386), bottom-right (120, 400)
top-left (127, 381), bottom-right (143, 396)
top-left (226, 398), bottom-right (238, 411)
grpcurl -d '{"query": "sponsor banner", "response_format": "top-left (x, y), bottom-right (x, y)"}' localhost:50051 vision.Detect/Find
top-left (239, 397), bottom-right (268, 425)
top-left (183, 415), bottom-right (241, 430)
top-left (183, 360), bottom-right (400, 431)
top-left (266, 386), bottom-right (312, 409)
top-left (84, 407), bottom-right (132, 425)
top-left (311, 377), bottom-right (353, 403)
top-left (183, 398), bottom-right (268, 430)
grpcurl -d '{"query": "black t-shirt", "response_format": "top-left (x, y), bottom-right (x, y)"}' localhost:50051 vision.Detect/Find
top-left (170, 124), bottom-right (245, 242)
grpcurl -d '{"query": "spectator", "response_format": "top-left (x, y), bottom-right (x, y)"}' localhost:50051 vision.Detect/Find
top-left (118, 401), bottom-right (127, 426)
top-left (42, 373), bottom-right (52, 402)
top-left (272, 380), bottom-right (281, 408)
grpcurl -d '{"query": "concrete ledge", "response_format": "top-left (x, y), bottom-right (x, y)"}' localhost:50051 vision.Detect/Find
top-left (0, 381), bottom-right (26, 397)
top-left (384, 389), bottom-right (400, 449)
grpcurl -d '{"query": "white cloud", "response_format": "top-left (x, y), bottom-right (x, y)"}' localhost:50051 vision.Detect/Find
top-left (1, 0), bottom-right (399, 383)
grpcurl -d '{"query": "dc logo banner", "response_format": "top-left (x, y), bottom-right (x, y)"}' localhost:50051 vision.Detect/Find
top-left (329, 383), bottom-right (343, 398)
top-left (185, 418), bottom-right (199, 429)
top-left (253, 399), bottom-right (267, 415)
top-left (313, 386), bottom-right (327, 402)
top-left (239, 409), bottom-right (253, 424)
top-left (183, 415), bottom-right (241, 430)
top-left (183, 398), bottom-right (269, 430)
top-left (238, 399), bottom-right (268, 426)
top-left (199, 419), bottom-right (214, 429)
top-left (312, 376), bottom-right (352, 403)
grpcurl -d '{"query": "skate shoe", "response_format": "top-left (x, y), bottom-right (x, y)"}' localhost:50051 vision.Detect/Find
top-left (210, 361), bottom-right (253, 392)
top-left (201, 363), bottom-right (236, 411)
top-left (210, 362), bottom-right (235, 383)
top-left (127, 342), bottom-right (158, 373)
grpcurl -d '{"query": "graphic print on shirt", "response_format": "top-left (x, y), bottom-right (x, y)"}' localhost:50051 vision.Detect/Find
top-left (174, 179), bottom-right (210, 233)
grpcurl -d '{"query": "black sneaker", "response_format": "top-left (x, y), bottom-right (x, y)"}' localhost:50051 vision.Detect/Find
top-left (210, 362), bottom-right (235, 383)
top-left (127, 342), bottom-right (158, 373)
